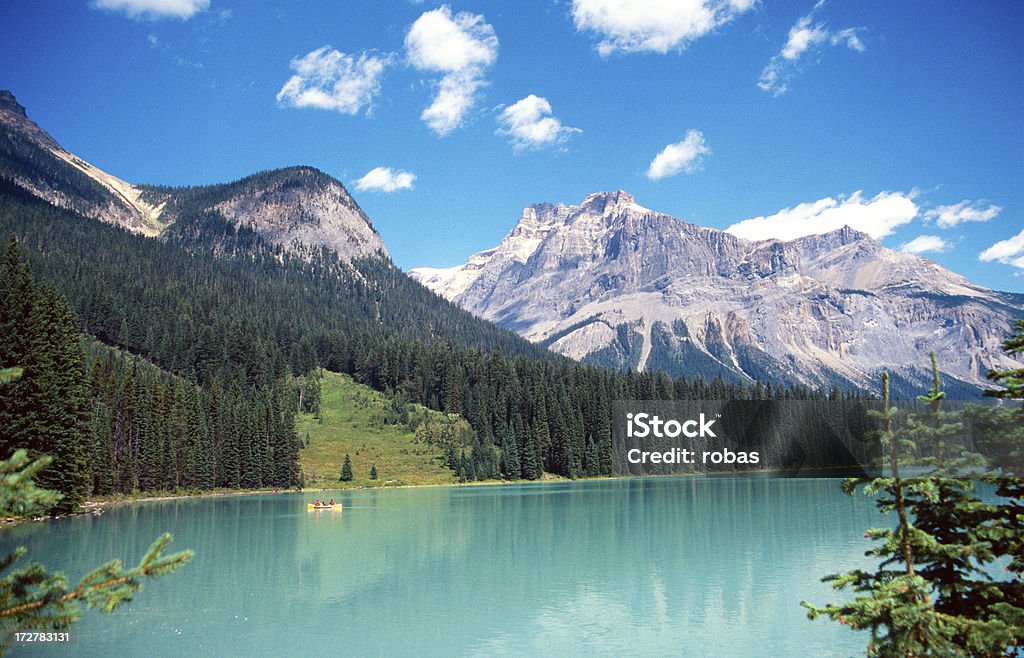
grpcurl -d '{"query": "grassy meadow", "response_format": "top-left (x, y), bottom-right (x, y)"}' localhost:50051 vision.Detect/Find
top-left (296, 371), bottom-right (456, 489)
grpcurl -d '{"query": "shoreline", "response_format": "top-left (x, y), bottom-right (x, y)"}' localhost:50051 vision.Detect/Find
top-left (2, 465), bottom-right (872, 525)
top-left (83, 464), bottom-right (865, 505)
top-left (85, 475), bottom-right (558, 507)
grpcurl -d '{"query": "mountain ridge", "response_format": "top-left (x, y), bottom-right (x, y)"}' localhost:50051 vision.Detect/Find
top-left (140, 165), bottom-right (388, 261)
top-left (0, 90), bottom-right (385, 261)
top-left (411, 190), bottom-right (1021, 393)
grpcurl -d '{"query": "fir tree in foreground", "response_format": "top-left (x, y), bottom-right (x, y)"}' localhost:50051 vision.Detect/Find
top-left (979, 319), bottom-right (1024, 642)
top-left (0, 370), bottom-right (192, 653)
top-left (803, 335), bottom-right (1024, 655)
top-left (0, 451), bottom-right (192, 653)
top-left (339, 454), bottom-right (353, 482)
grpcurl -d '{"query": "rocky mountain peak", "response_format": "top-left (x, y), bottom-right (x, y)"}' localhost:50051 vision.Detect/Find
top-left (412, 191), bottom-right (1021, 392)
top-left (0, 89), bottom-right (166, 234)
top-left (580, 189), bottom-right (637, 214)
top-left (0, 89), bottom-right (60, 151)
top-left (0, 90), bottom-right (28, 119)
top-left (832, 224), bottom-right (871, 243)
top-left (790, 225), bottom-right (874, 250)
top-left (200, 166), bottom-right (388, 261)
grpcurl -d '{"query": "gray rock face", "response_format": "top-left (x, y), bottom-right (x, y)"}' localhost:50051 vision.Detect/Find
top-left (411, 191), bottom-right (1022, 392)
top-left (205, 168), bottom-right (387, 262)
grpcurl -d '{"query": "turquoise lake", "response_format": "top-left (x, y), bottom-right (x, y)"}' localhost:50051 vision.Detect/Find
top-left (2, 478), bottom-right (884, 656)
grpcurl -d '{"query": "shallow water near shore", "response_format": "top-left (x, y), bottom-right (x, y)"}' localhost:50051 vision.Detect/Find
top-left (3, 477), bottom-right (883, 657)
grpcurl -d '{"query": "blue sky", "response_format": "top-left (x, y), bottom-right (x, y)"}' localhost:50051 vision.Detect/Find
top-left (2, 0), bottom-right (1022, 291)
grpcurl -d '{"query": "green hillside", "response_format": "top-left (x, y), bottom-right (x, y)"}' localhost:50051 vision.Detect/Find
top-left (297, 371), bottom-right (458, 488)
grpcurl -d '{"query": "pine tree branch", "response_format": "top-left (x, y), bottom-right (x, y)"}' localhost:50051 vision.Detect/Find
top-left (0, 534), bottom-right (192, 621)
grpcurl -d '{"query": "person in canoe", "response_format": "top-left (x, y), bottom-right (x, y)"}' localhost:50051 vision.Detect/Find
top-left (329, 499), bottom-right (335, 506)
top-left (314, 499), bottom-right (321, 507)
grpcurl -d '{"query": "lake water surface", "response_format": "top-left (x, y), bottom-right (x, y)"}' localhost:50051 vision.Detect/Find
top-left (2, 478), bottom-right (883, 656)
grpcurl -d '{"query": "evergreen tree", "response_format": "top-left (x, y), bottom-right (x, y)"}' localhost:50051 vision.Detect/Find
top-left (219, 384), bottom-right (242, 489)
top-left (269, 382), bottom-right (300, 488)
top-left (522, 419), bottom-right (543, 481)
top-left (0, 268), bottom-right (90, 511)
top-left (458, 450), bottom-right (473, 483)
top-left (0, 237), bottom-right (33, 369)
top-left (595, 390), bottom-right (614, 475)
top-left (804, 348), bottom-right (1024, 656)
top-left (452, 449), bottom-right (462, 479)
top-left (898, 353), bottom-right (1000, 640)
top-left (168, 378), bottom-right (189, 488)
top-left (500, 424), bottom-right (520, 480)
top-left (582, 437), bottom-right (599, 478)
top-left (988, 319), bottom-right (1024, 399)
top-left (977, 319), bottom-right (1024, 639)
top-left (981, 318), bottom-right (1024, 473)
top-left (370, 464), bottom-right (377, 480)
top-left (339, 453), bottom-right (353, 482)
top-left (471, 433), bottom-right (498, 481)
top-left (137, 380), bottom-right (165, 492)
top-left (442, 354), bottom-right (463, 414)
top-left (237, 395), bottom-right (261, 490)
top-left (88, 400), bottom-right (114, 496)
top-left (113, 363), bottom-right (138, 493)
top-left (803, 372), bottom-right (949, 655)
top-left (444, 444), bottom-right (457, 471)
top-left (187, 383), bottom-right (215, 490)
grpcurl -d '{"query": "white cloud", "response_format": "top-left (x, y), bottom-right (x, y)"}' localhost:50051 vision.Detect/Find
top-left (405, 6), bottom-right (497, 73)
top-left (276, 47), bottom-right (391, 115)
top-left (900, 235), bottom-right (948, 255)
top-left (924, 200), bottom-right (1002, 228)
top-left (779, 17), bottom-right (828, 60)
top-left (405, 6), bottom-right (498, 135)
top-left (758, 4), bottom-right (864, 95)
top-left (725, 191), bottom-right (919, 242)
top-left (645, 130), bottom-right (710, 180)
top-left (980, 228), bottom-right (1024, 270)
top-left (571, 0), bottom-right (756, 56)
top-left (92, 0), bottom-right (209, 20)
top-left (496, 95), bottom-right (581, 151)
top-left (420, 71), bottom-right (485, 136)
top-left (354, 167), bottom-right (417, 193)
top-left (832, 28), bottom-right (864, 52)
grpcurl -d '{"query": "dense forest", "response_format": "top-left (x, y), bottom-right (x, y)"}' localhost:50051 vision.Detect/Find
top-left (0, 239), bottom-right (300, 511)
top-left (0, 173), bottom-right (874, 507)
